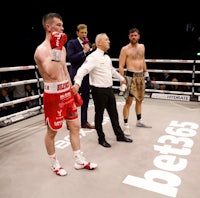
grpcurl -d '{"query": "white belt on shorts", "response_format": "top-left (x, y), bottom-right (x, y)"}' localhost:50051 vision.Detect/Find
top-left (44, 80), bottom-right (70, 93)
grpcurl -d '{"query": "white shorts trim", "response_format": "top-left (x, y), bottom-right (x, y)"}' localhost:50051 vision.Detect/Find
top-left (44, 80), bottom-right (70, 93)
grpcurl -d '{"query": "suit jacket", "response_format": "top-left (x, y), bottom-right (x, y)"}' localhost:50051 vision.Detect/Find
top-left (66, 38), bottom-right (91, 82)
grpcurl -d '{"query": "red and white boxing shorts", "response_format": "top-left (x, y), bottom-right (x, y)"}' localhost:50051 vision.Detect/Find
top-left (43, 80), bottom-right (78, 130)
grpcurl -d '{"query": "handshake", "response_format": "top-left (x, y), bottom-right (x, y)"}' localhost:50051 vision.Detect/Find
top-left (50, 32), bottom-right (68, 62)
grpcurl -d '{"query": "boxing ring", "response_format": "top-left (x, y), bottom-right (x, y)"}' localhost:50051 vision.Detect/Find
top-left (0, 59), bottom-right (200, 198)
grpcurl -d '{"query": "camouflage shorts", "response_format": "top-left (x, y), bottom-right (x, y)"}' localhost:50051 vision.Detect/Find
top-left (123, 72), bottom-right (145, 101)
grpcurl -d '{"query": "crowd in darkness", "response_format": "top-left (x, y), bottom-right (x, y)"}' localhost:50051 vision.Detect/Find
top-left (0, 83), bottom-right (39, 117)
top-left (0, 70), bottom-right (40, 117)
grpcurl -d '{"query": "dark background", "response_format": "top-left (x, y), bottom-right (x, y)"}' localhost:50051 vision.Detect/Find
top-left (1, 1), bottom-right (200, 67)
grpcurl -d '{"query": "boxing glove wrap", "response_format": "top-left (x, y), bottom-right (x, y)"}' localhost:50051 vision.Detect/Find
top-left (74, 93), bottom-right (83, 107)
top-left (119, 84), bottom-right (127, 92)
top-left (50, 32), bottom-right (68, 62)
top-left (144, 71), bottom-right (151, 87)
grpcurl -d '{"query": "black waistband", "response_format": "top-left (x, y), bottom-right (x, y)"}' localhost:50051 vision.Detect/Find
top-left (91, 85), bottom-right (112, 89)
top-left (126, 71), bottom-right (134, 77)
top-left (126, 71), bottom-right (143, 77)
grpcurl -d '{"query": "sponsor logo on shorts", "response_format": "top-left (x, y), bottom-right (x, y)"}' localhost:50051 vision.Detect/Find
top-left (54, 120), bottom-right (63, 126)
top-left (57, 82), bottom-right (69, 91)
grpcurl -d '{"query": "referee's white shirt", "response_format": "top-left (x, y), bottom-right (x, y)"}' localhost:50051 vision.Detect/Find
top-left (74, 48), bottom-right (124, 88)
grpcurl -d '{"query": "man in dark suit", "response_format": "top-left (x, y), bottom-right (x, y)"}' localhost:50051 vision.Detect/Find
top-left (66, 24), bottom-right (95, 129)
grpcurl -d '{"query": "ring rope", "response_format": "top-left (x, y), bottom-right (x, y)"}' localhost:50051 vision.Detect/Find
top-left (0, 58), bottom-right (199, 126)
top-left (0, 78), bottom-right (43, 88)
top-left (0, 94), bottom-right (43, 108)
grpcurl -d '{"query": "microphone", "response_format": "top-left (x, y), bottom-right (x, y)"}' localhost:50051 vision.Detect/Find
top-left (82, 37), bottom-right (89, 44)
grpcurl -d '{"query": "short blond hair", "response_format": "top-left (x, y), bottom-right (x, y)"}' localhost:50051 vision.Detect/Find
top-left (77, 24), bottom-right (87, 31)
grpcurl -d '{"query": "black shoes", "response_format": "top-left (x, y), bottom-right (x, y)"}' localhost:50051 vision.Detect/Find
top-left (117, 136), bottom-right (133, 143)
top-left (99, 136), bottom-right (133, 147)
top-left (98, 140), bottom-right (111, 148)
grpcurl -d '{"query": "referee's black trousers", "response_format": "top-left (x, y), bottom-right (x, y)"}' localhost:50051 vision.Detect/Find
top-left (91, 86), bottom-right (124, 141)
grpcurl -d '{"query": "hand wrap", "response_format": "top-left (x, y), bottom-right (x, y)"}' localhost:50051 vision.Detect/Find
top-left (50, 32), bottom-right (68, 61)
top-left (144, 71), bottom-right (151, 87)
top-left (119, 84), bottom-right (127, 92)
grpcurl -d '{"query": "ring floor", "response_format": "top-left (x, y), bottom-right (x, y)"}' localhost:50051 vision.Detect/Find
top-left (0, 95), bottom-right (200, 198)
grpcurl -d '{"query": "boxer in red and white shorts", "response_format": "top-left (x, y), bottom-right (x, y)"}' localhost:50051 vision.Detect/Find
top-left (34, 13), bottom-right (97, 177)
top-left (43, 80), bottom-right (78, 131)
